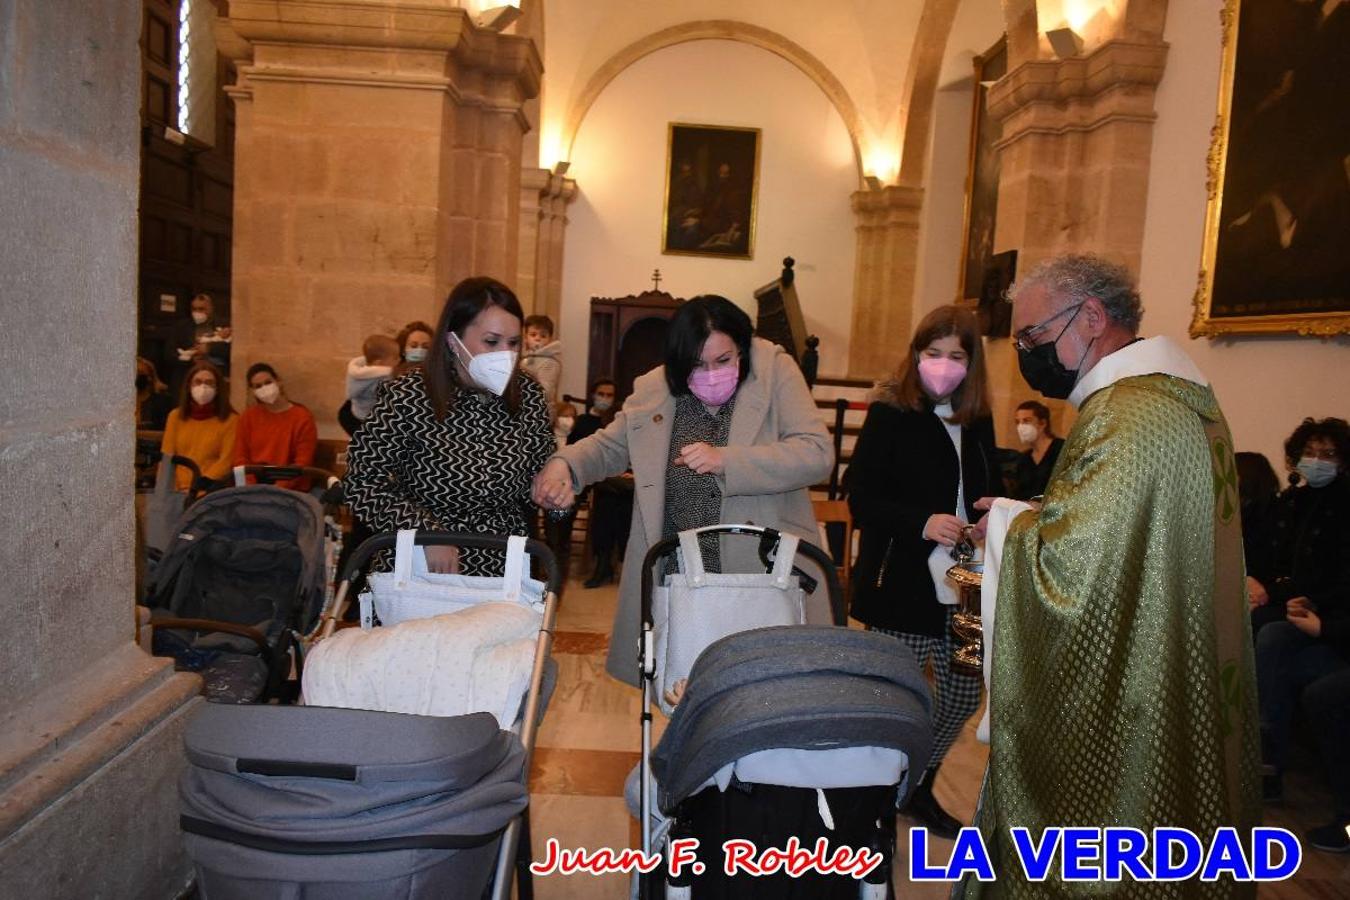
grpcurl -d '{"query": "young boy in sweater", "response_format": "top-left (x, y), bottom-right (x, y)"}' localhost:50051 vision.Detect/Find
top-left (520, 315), bottom-right (562, 404)
top-left (345, 334), bottom-right (401, 428)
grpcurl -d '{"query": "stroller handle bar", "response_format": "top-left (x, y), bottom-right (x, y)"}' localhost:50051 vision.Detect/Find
top-left (338, 531), bottom-right (563, 595)
top-left (312, 530), bottom-right (562, 643)
top-left (639, 524), bottom-right (846, 627)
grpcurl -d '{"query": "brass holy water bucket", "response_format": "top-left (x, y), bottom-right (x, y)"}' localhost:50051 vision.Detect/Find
top-left (946, 526), bottom-right (983, 676)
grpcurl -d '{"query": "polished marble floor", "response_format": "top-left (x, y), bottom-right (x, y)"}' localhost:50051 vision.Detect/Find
top-left (527, 574), bottom-right (1349, 898)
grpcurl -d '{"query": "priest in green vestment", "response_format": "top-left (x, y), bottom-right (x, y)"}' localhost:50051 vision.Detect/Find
top-left (961, 255), bottom-right (1260, 898)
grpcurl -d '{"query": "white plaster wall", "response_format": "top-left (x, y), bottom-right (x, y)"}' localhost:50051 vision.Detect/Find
top-left (539, 0), bottom-right (924, 171)
top-left (1138, 1), bottom-right (1350, 474)
top-left (559, 39), bottom-right (858, 396)
top-left (915, 0), bottom-right (1005, 320)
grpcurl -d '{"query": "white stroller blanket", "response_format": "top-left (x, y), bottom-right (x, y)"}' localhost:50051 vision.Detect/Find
top-left (303, 601), bottom-right (541, 727)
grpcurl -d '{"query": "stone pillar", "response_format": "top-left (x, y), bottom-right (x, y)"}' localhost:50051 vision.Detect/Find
top-left (516, 168), bottom-right (578, 323)
top-left (0, 3), bottom-right (200, 896)
top-left (983, 33), bottom-right (1169, 440)
top-left (218, 1), bottom-right (542, 430)
top-left (847, 185), bottom-right (925, 380)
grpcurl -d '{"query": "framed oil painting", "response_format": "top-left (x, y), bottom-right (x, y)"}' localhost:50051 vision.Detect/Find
top-left (958, 37), bottom-right (1008, 310)
top-left (1192, 0), bottom-right (1350, 337)
top-left (661, 123), bottom-right (760, 259)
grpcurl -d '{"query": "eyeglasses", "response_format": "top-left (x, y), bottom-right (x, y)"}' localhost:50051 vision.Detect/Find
top-left (1013, 303), bottom-right (1084, 353)
top-left (1303, 445), bottom-right (1341, 461)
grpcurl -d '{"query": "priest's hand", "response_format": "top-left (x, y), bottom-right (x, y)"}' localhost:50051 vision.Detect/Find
top-left (971, 512), bottom-right (991, 543)
top-left (675, 442), bottom-right (724, 476)
top-left (1247, 576), bottom-right (1270, 609)
top-left (1287, 598), bottom-right (1321, 637)
top-left (531, 458), bottom-right (575, 510)
top-left (425, 544), bottom-right (460, 574)
top-left (923, 513), bottom-right (966, 547)
top-left (973, 496), bottom-right (1000, 511)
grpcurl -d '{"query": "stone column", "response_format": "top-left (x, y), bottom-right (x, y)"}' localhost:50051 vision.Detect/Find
top-left (847, 185), bottom-right (925, 379)
top-left (0, 3), bottom-right (200, 896)
top-left (983, 34), bottom-right (1169, 439)
top-left (515, 168), bottom-right (577, 324)
top-left (218, 1), bottom-right (541, 430)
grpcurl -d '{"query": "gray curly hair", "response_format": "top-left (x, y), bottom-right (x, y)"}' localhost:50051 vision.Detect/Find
top-left (1008, 254), bottom-right (1143, 333)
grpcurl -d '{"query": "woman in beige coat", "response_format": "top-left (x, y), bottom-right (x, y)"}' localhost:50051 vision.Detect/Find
top-left (532, 296), bottom-right (834, 685)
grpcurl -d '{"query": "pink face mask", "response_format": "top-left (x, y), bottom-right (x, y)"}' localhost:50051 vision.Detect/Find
top-left (918, 356), bottom-right (968, 399)
top-left (688, 365), bottom-right (739, 405)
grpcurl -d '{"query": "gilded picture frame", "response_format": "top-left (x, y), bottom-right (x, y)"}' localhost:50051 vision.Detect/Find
top-left (957, 37), bottom-right (1008, 310)
top-left (1191, 0), bottom-right (1350, 337)
top-left (661, 122), bottom-right (761, 260)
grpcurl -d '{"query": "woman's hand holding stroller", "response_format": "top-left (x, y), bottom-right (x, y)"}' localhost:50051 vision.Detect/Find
top-left (425, 545), bottom-right (460, 574)
top-left (531, 458), bottom-right (575, 510)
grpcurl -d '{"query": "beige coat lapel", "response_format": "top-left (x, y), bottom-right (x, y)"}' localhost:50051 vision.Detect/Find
top-left (625, 384), bottom-right (675, 548)
top-left (726, 339), bottom-right (775, 449)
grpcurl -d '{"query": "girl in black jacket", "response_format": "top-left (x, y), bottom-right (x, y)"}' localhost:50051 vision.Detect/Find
top-left (848, 304), bottom-right (997, 838)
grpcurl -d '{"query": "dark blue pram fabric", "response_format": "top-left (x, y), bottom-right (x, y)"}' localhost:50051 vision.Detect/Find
top-left (651, 626), bottom-right (934, 812)
top-left (150, 486), bottom-right (327, 629)
top-left (148, 486), bottom-right (327, 702)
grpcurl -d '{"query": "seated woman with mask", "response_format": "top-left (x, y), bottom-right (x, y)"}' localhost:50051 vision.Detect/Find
top-left (234, 362), bottom-right (318, 491)
top-left (345, 277), bottom-right (555, 574)
top-left (531, 296), bottom-right (833, 685)
top-left (1248, 417), bottom-right (1350, 636)
top-left (160, 360), bottom-right (237, 490)
top-left (1011, 400), bottom-right (1064, 500)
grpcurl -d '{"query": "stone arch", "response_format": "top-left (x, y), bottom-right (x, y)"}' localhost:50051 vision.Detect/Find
top-left (559, 20), bottom-right (866, 184)
top-left (895, 0), bottom-right (963, 186)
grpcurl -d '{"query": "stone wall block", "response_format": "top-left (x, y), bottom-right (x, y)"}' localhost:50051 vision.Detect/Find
top-left (289, 201), bottom-right (437, 277)
top-left (232, 197), bottom-right (294, 270)
top-left (0, 150), bottom-right (136, 427)
top-left (327, 134), bottom-right (438, 204)
top-left (477, 153), bottom-right (512, 223)
top-left (245, 130), bottom-right (331, 197)
top-left (0, 418), bottom-right (133, 701)
top-left (474, 219), bottom-right (511, 281)
top-left (449, 147), bottom-right (480, 216)
top-left (303, 82), bottom-right (442, 131)
top-left (8, 0), bottom-right (141, 169)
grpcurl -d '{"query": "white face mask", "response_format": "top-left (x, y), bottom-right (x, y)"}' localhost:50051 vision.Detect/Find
top-left (404, 347), bottom-right (428, 363)
top-left (1016, 422), bottom-right (1040, 445)
top-left (254, 382), bottom-right (280, 405)
top-left (192, 311), bottom-right (209, 325)
top-left (449, 332), bottom-right (517, 397)
top-left (191, 383), bottom-right (217, 405)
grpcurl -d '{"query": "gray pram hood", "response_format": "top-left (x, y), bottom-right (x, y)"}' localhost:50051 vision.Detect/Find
top-left (150, 486), bottom-right (328, 631)
top-left (181, 704), bottom-right (528, 850)
top-left (652, 626), bottom-right (934, 811)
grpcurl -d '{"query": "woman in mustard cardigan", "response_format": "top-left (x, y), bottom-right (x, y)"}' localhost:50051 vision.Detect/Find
top-left (160, 361), bottom-right (238, 490)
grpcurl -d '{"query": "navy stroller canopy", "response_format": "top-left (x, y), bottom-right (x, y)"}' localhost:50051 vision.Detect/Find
top-left (149, 486), bottom-right (328, 632)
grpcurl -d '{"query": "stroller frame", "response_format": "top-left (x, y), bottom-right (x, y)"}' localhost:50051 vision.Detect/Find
top-left (303, 530), bottom-right (561, 900)
top-left (637, 524), bottom-right (845, 898)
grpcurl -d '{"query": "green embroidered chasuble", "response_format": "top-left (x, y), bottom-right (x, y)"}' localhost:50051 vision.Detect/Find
top-left (961, 374), bottom-right (1260, 898)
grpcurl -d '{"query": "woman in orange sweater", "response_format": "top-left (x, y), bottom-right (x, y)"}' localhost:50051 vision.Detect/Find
top-left (160, 361), bottom-right (238, 490)
top-left (234, 362), bottom-right (318, 491)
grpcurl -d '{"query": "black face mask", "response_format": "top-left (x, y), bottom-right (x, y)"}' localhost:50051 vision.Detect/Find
top-left (1016, 304), bottom-right (1092, 400)
top-left (135, 374), bottom-right (149, 391)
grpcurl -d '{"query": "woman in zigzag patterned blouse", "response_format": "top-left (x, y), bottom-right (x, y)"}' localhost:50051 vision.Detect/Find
top-left (344, 277), bottom-right (556, 576)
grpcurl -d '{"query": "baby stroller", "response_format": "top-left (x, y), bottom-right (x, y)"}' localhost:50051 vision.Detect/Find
top-left (178, 531), bottom-right (560, 900)
top-left (146, 481), bottom-right (329, 704)
top-left (638, 525), bottom-right (934, 899)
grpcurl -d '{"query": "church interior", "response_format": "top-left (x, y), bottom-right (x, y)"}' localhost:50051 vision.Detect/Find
top-left (2, 0), bottom-right (1348, 896)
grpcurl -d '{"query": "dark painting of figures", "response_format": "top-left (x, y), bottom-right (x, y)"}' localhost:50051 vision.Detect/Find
top-left (662, 123), bottom-right (760, 259)
top-left (1208, 0), bottom-right (1350, 327)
